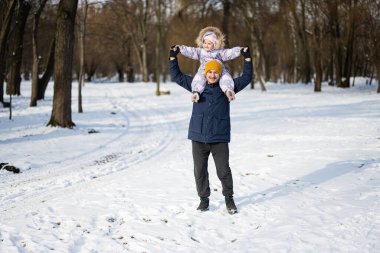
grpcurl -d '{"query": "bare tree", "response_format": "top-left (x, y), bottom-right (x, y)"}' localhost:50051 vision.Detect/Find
top-left (366, 0), bottom-right (380, 93)
top-left (48, 0), bottom-right (78, 128)
top-left (155, 0), bottom-right (162, 95)
top-left (37, 39), bottom-right (55, 100)
top-left (93, 3), bottom-right (129, 81)
top-left (328, 0), bottom-right (343, 87)
top-left (309, 0), bottom-right (323, 92)
top-left (112, 0), bottom-right (151, 82)
top-left (82, 5), bottom-right (103, 81)
top-left (1, 0), bottom-right (378, 98)
top-left (30, 0), bottom-right (50, 106)
top-left (287, 0), bottom-right (312, 84)
top-left (221, 0), bottom-right (235, 76)
top-left (29, 0), bottom-right (55, 106)
top-left (342, 0), bottom-right (358, 88)
top-left (77, 0), bottom-right (88, 113)
top-left (0, 0), bottom-right (16, 106)
top-left (238, 0), bottom-right (267, 90)
top-left (6, 0), bottom-right (31, 96)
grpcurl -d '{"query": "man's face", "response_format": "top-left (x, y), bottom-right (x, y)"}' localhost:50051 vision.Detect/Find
top-left (205, 70), bottom-right (220, 84)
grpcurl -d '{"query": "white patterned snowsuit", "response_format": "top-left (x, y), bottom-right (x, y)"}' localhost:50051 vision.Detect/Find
top-left (178, 45), bottom-right (242, 94)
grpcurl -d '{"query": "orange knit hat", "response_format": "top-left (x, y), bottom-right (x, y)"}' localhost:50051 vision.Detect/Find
top-left (204, 60), bottom-right (222, 76)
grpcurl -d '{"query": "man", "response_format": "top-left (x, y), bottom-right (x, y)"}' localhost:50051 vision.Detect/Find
top-left (169, 46), bottom-right (253, 214)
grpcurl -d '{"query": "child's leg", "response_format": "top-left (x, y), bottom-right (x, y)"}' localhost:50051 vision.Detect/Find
top-left (219, 72), bottom-right (235, 93)
top-left (192, 72), bottom-right (207, 94)
top-left (191, 71), bottom-right (206, 102)
top-left (220, 72), bottom-right (236, 101)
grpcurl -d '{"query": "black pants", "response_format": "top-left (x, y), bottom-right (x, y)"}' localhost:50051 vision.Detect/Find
top-left (192, 141), bottom-right (234, 198)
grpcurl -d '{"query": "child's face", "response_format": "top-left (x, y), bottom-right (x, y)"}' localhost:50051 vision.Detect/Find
top-left (203, 39), bottom-right (215, 51)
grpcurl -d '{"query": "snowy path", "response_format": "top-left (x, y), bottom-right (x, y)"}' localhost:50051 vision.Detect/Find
top-left (0, 85), bottom-right (177, 207)
top-left (0, 81), bottom-right (380, 252)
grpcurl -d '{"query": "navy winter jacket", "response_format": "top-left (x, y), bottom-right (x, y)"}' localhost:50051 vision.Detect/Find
top-left (169, 58), bottom-right (253, 143)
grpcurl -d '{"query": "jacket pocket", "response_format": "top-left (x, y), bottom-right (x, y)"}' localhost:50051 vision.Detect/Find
top-left (214, 117), bottom-right (230, 134)
top-left (189, 114), bottom-right (203, 134)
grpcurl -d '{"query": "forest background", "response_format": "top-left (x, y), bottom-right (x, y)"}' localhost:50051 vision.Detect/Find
top-left (1, 0), bottom-right (380, 128)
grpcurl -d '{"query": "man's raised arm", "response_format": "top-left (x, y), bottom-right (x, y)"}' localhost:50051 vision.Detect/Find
top-left (233, 47), bottom-right (253, 94)
top-left (169, 46), bottom-right (193, 92)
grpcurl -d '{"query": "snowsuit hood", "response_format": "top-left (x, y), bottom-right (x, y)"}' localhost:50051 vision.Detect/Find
top-left (195, 26), bottom-right (225, 49)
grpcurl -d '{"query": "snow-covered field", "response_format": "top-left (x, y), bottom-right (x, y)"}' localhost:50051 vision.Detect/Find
top-left (0, 79), bottom-right (379, 253)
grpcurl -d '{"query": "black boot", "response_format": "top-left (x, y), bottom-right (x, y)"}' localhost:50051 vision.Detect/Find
top-left (225, 196), bottom-right (237, 214)
top-left (197, 197), bottom-right (209, 211)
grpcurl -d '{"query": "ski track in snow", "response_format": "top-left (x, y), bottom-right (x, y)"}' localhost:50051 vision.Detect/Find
top-left (0, 80), bottom-right (380, 252)
top-left (0, 86), bottom-right (177, 211)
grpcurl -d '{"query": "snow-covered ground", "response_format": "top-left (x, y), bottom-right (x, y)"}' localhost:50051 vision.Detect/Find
top-left (0, 78), bottom-right (379, 253)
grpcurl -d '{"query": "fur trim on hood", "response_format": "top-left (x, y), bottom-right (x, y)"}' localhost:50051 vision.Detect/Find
top-left (195, 26), bottom-right (225, 49)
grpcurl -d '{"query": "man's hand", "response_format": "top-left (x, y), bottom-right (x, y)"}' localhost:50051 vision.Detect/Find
top-left (170, 45), bottom-right (180, 59)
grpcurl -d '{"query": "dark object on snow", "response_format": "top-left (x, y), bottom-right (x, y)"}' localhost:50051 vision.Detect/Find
top-left (88, 129), bottom-right (100, 134)
top-left (0, 163), bottom-right (20, 173)
top-left (2, 101), bottom-right (10, 108)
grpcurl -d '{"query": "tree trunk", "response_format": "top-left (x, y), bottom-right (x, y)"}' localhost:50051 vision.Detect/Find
top-left (328, 54), bottom-right (334, 85)
top-left (0, 2), bottom-right (6, 23)
top-left (254, 59), bottom-right (267, 91)
top-left (241, 1), bottom-right (268, 88)
top-left (141, 43), bottom-right (148, 82)
top-left (334, 30), bottom-right (343, 86)
top-left (342, 0), bottom-right (357, 88)
top-left (222, 0), bottom-right (230, 48)
top-left (77, 0), bottom-right (88, 113)
top-left (125, 0), bottom-right (149, 82)
top-left (30, 0), bottom-right (53, 106)
top-left (314, 59), bottom-right (322, 92)
top-left (155, 0), bottom-right (162, 95)
top-left (116, 65), bottom-right (124, 82)
top-left (312, 2), bottom-right (322, 92)
top-left (37, 38), bottom-right (55, 100)
top-left (289, 0), bottom-right (312, 84)
top-left (48, 0), bottom-right (78, 128)
top-left (6, 0), bottom-right (31, 96)
top-left (0, 0), bottom-right (17, 105)
top-left (329, 0), bottom-right (343, 87)
top-left (142, 0), bottom-right (149, 82)
top-left (85, 60), bottom-right (96, 82)
top-left (288, 10), bottom-right (298, 83)
top-left (132, 36), bottom-right (147, 82)
top-left (126, 40), bottom-right (134, 82)
top-left (222, 0), bottom-right (234, 77)
top-left (254, 11), bottom-right (270, 81)
top-left (251, 38), bottom-right (266, 91)
top-left (30, 0), bottom-right (46, 106)
top-left (377, 65), bottom-right (380, 93)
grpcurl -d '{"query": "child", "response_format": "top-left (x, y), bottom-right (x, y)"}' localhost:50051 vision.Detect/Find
top-left (174, 26), bottom-right (243, 102)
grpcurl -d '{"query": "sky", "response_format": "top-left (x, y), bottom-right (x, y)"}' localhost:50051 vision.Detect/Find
top-left (0, 78), bottom-right (379, 252)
